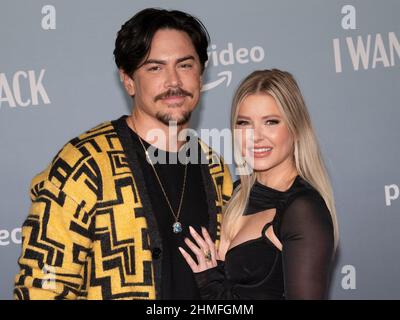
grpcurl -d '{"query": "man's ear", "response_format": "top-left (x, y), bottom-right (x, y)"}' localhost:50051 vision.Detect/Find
top-left (119, 69), bottom-right (135, 96)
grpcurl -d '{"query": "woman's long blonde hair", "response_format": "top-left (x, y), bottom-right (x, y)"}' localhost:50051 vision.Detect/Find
top-left (221, 69), bottom-right (339, 250)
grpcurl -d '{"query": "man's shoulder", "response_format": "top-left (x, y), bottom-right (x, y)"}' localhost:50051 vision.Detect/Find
top-left (31, 118), bottom-right (123, 188)
top-left (197, 139), bottom-right (225, 166)
top-left (197, 139), bottom-right (233, 194)
top-left (69, 119), bottom-right (118, 149)
top-left (58, 117), bottom-right (125, 158)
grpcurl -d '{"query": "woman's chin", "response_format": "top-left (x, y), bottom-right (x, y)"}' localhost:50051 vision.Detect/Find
top-left (251, 160), bottom-right (273, 172)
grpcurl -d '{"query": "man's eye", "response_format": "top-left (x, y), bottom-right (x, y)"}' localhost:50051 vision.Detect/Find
top-left (148, 65), bottom-right (161, 72)
top-left (179, 63), bottom-right (193, 69)
top-left (265, 119), bottom-right (280, 125)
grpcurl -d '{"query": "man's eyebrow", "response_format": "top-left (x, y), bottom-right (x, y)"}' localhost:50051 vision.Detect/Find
top-left (143, 59), bottom-right (167, 65)
top-left (143, 55), bottom-right (195, 65)
top-left (176, 55), bottom-right (195, 64)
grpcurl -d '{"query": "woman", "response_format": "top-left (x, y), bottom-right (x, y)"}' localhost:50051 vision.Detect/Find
top-left (179, 69), bottom-right (339, 299)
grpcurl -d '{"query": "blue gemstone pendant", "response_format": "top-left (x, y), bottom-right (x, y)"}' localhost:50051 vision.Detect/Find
top-left (173, 222), bottom-right (183, 234)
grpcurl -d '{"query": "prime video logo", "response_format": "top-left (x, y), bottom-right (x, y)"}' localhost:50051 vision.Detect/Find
top-left (202, 43), bottom-right (265, 92)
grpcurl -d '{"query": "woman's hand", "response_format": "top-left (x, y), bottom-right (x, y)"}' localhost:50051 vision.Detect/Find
top-left (179, 226), bottom-right (219, 273)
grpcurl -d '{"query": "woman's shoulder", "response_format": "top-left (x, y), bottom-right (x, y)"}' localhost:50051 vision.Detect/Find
top-left (281, 178), bottom-right (333, 232)
top-left (287, 176), bottom-right (326, 207)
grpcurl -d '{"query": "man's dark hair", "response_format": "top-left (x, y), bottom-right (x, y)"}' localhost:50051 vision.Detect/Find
top-left (114, 8), bottom-right (210, 76)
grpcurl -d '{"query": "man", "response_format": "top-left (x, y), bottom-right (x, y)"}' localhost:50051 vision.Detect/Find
top-left (14, 8), bottom-right (232, 300)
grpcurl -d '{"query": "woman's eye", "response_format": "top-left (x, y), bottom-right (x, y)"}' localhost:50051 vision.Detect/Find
top-left (265, 119), bottom-right (280, 126)
top-left (236, 120), bottom-right (249, 126)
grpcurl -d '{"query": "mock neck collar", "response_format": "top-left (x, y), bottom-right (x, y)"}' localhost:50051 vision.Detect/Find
top-left (244, 175), bottom-right (311, 215)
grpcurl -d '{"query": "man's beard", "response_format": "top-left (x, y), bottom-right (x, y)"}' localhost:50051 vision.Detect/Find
top-left (156, 109), bottom-right (192, 126)
top-left (154, 87), bottom-right (194, 126)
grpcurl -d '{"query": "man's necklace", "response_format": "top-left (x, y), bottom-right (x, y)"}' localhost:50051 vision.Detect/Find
top-left (129, 117), bottom-right (187, 234)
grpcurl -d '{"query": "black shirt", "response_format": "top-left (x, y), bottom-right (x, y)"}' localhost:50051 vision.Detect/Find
top-left (194, 175), bottom-right (334, 300)
top-left (130, 130), bottom-right (209, 299)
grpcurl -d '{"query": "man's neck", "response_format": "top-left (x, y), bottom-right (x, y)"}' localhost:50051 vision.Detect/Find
top-left (126, 110), bottom-right (189, 152)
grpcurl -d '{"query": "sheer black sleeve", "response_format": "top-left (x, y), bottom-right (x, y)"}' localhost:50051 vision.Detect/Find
top-left (193, 261), bottom-right (239, 299)
top-left (280, 192), bottom-right (334, 299)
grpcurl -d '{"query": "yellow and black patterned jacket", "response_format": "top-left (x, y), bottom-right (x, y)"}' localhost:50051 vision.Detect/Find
top-left (14, 116), bottom-right (233, 300)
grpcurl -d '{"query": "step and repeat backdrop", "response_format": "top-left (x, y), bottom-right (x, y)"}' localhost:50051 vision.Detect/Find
top-left (0, 0), bottom-right (399, 299)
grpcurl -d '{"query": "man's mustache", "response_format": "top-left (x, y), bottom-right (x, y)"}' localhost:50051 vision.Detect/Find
top-left (154, 88), bottom-right (193, 102)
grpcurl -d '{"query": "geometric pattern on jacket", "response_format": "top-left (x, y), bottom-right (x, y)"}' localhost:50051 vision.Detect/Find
top-left (14, 116), bottom-right (233, 299)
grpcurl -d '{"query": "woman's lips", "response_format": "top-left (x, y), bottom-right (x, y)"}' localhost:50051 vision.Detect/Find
top-left (248, 147), bottom-right (273, 158)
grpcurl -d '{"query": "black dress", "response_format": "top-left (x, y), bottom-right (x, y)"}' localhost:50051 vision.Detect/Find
top-left (193, 175), bottom-right (334, 300)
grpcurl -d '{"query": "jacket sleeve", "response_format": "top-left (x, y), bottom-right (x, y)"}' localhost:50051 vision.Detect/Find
top-left (14, 143), bottom-right (97, 300)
